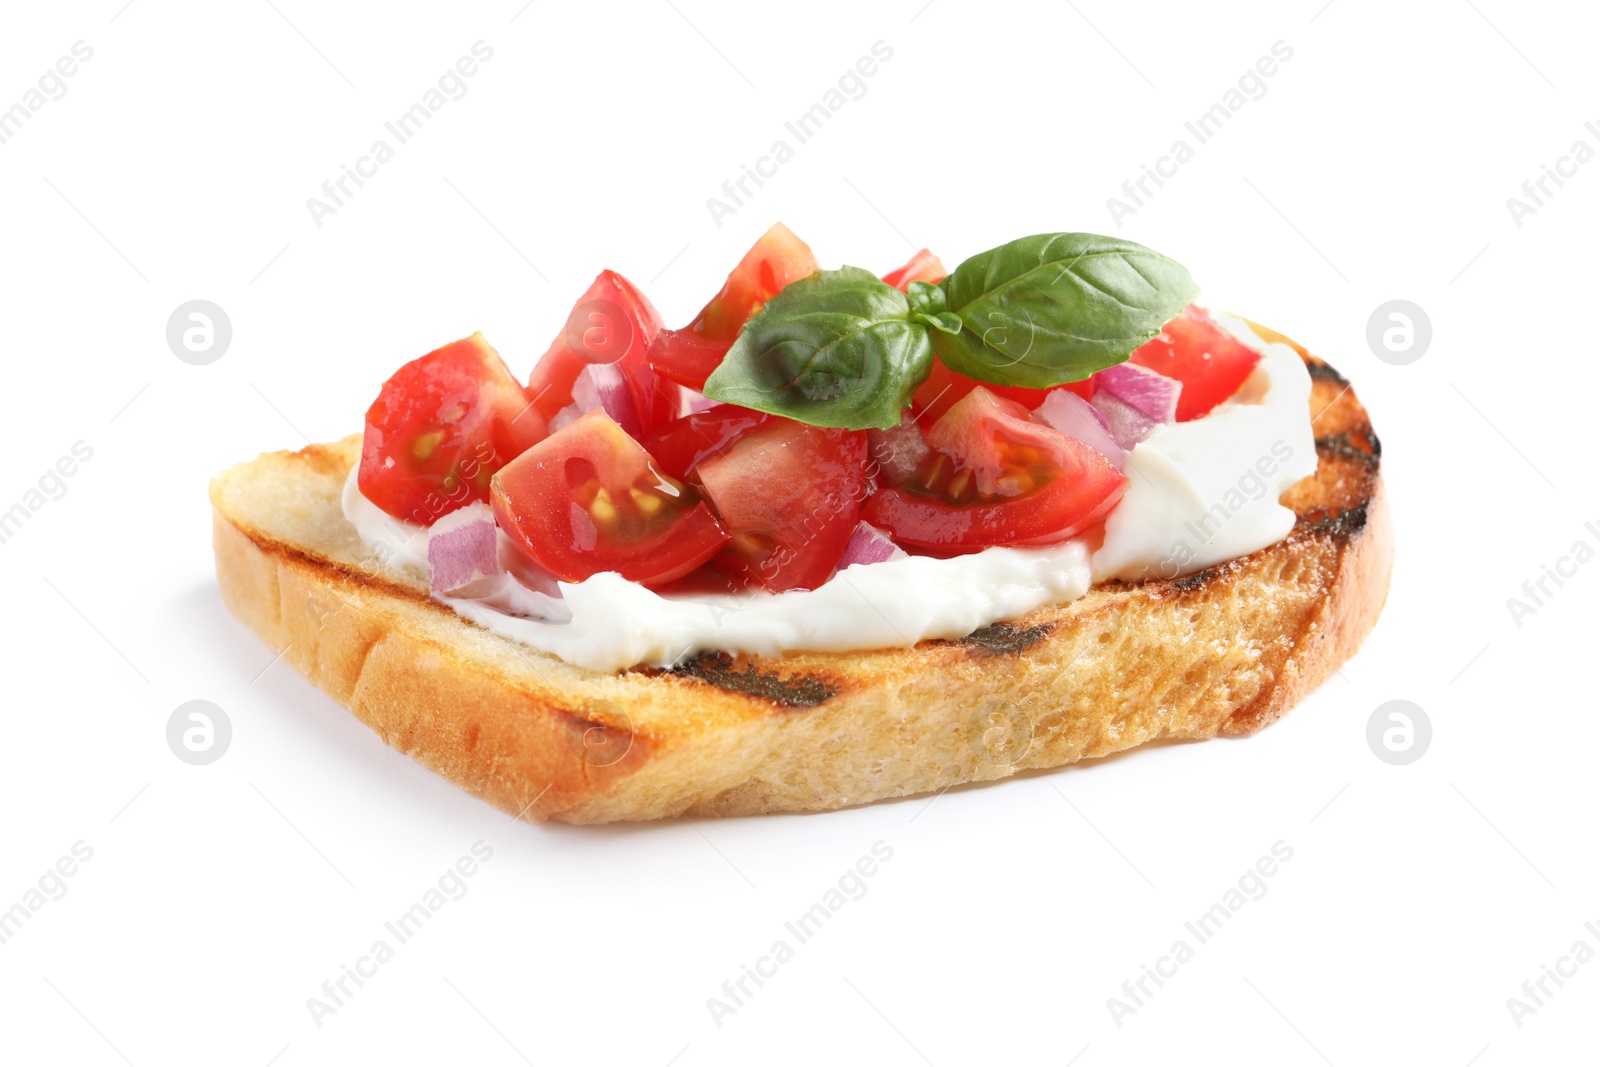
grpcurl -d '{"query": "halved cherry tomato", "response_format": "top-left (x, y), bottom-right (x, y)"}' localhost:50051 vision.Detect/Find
top-left (490, 411), bottom-right (728, 588)
top-left (639, 403), bottom-right (773, 483)
top-left (647, 223), bottom-right (819, 389)
top-left (1129, 304), bottom-right (1260, 422)
top-left (527, 270), bottom-right (682, 436)
top-left (863, 386), bottom-right (1126, 551)
top-left (695, 419), bottom-right (869, 592)
top-left (359, 332), bottom-right (543, 524)
top-left (912, 359), bottom-right (1092, 426)
top-left (881, 249), bottom-right (947, 291)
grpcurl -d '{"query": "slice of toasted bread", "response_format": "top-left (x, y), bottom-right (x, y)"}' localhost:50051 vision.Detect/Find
top-left (210, 326), bottom-right (1390, 824)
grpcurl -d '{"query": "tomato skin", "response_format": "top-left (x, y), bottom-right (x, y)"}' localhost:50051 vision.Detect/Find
top-left (1129, 304), bottom-right (1261, 422)
top-left (527, 270), bottom-right (682, 436)
top-left (864, 473), bottom-right (1125, 551)
top-left (490, 411), bottom-right (728, 588)
top-left (639, 403), bottom-right (774, 483)
top-left (912, 359), bottom-right (1091, 425)
top-left (695, 419), bottom-right (870, 593)
top-left (881, 249), bottom-right (947, 291)
top-left (648, 223), bottom-right (819, 389)
top-left (863, 386), bottom-right (1126, 551)
top-left (641, 331), bottom-right (726, 395)
top-left (359, 333), bottom-right (543, 525)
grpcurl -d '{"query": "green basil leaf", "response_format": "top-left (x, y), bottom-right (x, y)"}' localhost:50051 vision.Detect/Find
top-left (903, 280), bottom-right (961, 334)
top-left (905, 279), bottom-right (946, 318)
top-left (915, 311), bottom-right (962, 335)
top-left (702, 266), bottom-right (933, 430)
top-left (934, 233), bottom-right (1199, 388)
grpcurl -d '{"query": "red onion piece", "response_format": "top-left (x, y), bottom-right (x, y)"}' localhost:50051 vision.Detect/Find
top-left (867, 410), bottom-right (931, 486)
top-left (838, 521), bottom-right (906, 568)
top-left (1035, 389), bottom-right (1126, 468)
top-left (571, 363), bottom-right (643, 437)
top-left (1092, 390), bottom-right (1160, 451)
top-left (1091, 362), bottom-right (1181, 424)
top-left (682, 390), bottom-right (719, 415)
top-left (427, 503), bottom-right (501, 594)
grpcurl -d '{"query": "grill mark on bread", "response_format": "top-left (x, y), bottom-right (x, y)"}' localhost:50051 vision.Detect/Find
top-left (1315, 427), bottom-right (1381, 466)
top-left (1299, 404), bottom-right (1380, 542)
top-left (1300, 500), bottom-right (1370, 537)
top-left (956, 621), bottom-right (1054, 655)
top-left (245, 529), bottom-right (433, 606)
top-left (1171, 568), bottom-right (1217, 592)
top-left (655, 652), bottom-right (839, 707)
top-left (1305, 359), bottom-right (1348, 385)
top-left (1352, 424), bottom-right (1381, 458)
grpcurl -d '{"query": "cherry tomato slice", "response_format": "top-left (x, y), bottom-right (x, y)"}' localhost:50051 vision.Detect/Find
top-left (863, 386), bottom-right (1126, 551)
top-left (527, 270), bottom-right (682, 437)
top-left (359, 332), bottom-right (543, 525)
top-left (1129, 304), bottom-right (1261, 422)
top-left (695, 419), bottom-right (869, 593)
top-left (912, 359), bottom-right (1092, 426)
top-left (881, 248), bottom-right (947, 291)
top-left (639, 403), bottom-right (774, 483)
top-left (490, 411), bottom-right (728, 588)
top-left (648, 223), bottom-right (819, 389)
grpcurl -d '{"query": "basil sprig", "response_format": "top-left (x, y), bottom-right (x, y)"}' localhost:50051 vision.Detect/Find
top-left (702, 267), bottom-right (938, 430)
top-left (701, 233), bottom-right (1196, 430)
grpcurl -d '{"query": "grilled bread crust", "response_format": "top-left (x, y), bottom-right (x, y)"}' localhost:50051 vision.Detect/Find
top-left (210, 327), bottom-right (1390, 823)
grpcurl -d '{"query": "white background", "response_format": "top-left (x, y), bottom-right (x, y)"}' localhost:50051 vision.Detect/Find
top-left (1, 0), bottom-right (1595, 1063)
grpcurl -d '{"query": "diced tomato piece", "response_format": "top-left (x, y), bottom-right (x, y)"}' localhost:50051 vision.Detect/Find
top-left (647, 223), bottom-right (819, 389)
top-left (490, 411), bottom-right (728, 588)
top-left (1129, 304), bottom-right (1261, 422)
top-left (866, 410), bottom-right (931, 488)
top-left (359, 333), bottom-right (543, 524)
top-left (639, 403), bottom-right (774, 483)
top-left (527, 270), bottom-right (682, 436)
top-left (912, 359), bottom-right (1091, 426)
top-left (881, 249), bottom-right (947, 291)
top-left (863, 386), bottom-right (1126, 551)
top-left (651, 558), bottom-right (754, 597)
top-left (695, 419), bottom-right (869, 592)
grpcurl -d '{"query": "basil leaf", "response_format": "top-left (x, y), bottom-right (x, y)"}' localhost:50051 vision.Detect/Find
top-left (904, 280), bottom-right (961, 335)
top-left (934, 233), bottom-right (1198, 388)
top-left (702, 267), bottom-right (932, 430)
top-left (917, 311), bottom-right (962, 335)
top-left (905, 280), bottom-right (945, 318)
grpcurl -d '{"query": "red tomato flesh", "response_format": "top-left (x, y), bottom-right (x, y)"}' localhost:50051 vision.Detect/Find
top-left (359, 332), bottom-right (543, 524)
top-left (866, 410), bottom-right (932, 488)
top-left (639, 403), bottom-right (774, 483)
top-left (695, 419), bottom-right (869, 593)
top-left (912, 359), bottom-right (1092, 426)
top-left (648, 223), bottom-right (819, 389)
top-left (1129, 304), bottom-right (1261, 422)
top-left (864, 386), bottom-right (1126, 551)
top-left (526, 270), bottom-right (681, 436)
top-left (490, 411), bottom-right (728, 588)
top-left (881, 249), bottom-right (947, 291)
